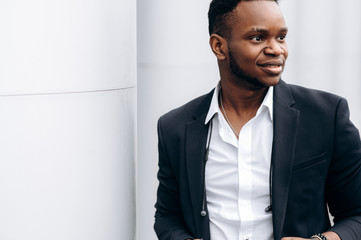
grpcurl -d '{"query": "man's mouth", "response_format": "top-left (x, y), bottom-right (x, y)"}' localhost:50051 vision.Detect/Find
top-left (258, 61), bottom-right (284, 75)
top-left (261, 64), bottom-right (281, 67)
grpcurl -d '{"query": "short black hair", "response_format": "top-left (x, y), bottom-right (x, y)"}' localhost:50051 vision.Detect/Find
top-left (208, 0), bottom-right (279, 37)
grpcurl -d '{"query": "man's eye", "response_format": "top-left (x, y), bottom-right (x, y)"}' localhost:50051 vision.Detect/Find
top-left (251, 35), bottom-right (264, 41)
top-left (278, 35), bottom-right (287, 41)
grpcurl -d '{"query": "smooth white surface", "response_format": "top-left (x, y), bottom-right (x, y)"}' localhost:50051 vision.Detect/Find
top-left (0, 89), bottom-right (136, 240)
top-left (0, 0), bottom-right (136, 95)
top-left (0, 0), bottom-right (137, 239)
top-left (137, 1), bottom-right (361, 240)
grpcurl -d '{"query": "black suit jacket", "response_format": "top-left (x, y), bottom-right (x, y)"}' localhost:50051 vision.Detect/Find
top-left (154, 80), bottom-right (361, 240)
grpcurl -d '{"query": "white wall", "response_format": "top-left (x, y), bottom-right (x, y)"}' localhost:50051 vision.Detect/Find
top-left (137, 0), bottom-right (218, 239)
top-left (0, 1), bottom-right (136, 239)
top-left (137, 1), bottom-right (361, 239)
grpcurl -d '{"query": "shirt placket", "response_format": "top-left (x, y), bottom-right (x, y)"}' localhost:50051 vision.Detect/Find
top-left (238, 121), bottom-right (253, 240)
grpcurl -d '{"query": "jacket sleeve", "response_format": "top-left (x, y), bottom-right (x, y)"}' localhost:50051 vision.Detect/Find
top-left (326, 98), bottom-right (361, 239)
top-left (154, 118), bottom-right (193, 240)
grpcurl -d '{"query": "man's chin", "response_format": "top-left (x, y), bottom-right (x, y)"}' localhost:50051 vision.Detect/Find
top-left (264, 77), bottom-right (281, 86)
top-left (243, 76), bottom-right (280, 90)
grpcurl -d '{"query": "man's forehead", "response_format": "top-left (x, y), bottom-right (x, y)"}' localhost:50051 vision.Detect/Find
top-left (232, 1), bottom-right (285, 28)
top-left (235, 1), bottom-right (282, 17)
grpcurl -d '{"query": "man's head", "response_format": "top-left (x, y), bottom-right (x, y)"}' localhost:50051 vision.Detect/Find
top-left (208, 0), bottom-right (279, 38)
top-left (208, 0), bottom-right (287, 89)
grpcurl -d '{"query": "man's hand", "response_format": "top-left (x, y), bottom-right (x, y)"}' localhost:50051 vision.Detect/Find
top-left (281, 231), bottom-right (341, 240)
top-left (281, 238), bottom-right (311, 240)
top-left (281, 237), bottom-right (311, 240)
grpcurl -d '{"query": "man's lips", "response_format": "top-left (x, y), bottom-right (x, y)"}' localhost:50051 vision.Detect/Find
top-left (257, 60), bottom-right (284, 75)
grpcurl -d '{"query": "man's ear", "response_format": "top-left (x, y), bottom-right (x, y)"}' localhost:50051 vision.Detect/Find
top-left (209, 33), bottom-right (227, 61)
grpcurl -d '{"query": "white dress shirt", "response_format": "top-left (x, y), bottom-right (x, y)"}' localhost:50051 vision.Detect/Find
top-left (204, 84), bottom-right (274, 240)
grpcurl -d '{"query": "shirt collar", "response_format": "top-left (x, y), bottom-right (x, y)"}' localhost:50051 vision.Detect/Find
top-left (262, 86), bottom-right (274, 121)
top-left (205, 82), bottom-right (221, 124)
top-left (205, 82), bottom-right (274, 124)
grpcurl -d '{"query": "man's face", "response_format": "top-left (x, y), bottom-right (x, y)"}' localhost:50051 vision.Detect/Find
top-left (226, 1), bottom-right (288, 88)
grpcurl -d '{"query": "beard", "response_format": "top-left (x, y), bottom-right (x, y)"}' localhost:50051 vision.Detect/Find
top-left (228, 50), bottom-right (268, 89)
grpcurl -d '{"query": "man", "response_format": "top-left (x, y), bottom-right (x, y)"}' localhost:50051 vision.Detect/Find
top-left (154, 0), bottom-right (361, 239)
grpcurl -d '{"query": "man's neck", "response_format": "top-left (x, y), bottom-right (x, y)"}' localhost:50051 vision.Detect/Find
top-left (220, 79), bottom-right (268, 115)
top-left (218, 79), bottom-right (269, 134)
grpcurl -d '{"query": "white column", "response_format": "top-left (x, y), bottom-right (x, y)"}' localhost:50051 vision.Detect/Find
top-left (0, 1), bottom-right (136, 240)
top-left (137, 0), bottom-right (217, 239)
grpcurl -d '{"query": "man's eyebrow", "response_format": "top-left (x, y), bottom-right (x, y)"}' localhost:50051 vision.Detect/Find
top-left (246, 27), bottom-right (289, 34)
top-left (246, 28), bottom-right (268, 34)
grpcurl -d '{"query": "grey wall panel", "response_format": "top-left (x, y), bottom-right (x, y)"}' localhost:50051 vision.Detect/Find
top-left (137, 1), bottom-right (218, 239)
top-left (280, 0), bottom-right (361, 128)
top-left (137, 65), bottom-right (218, 240)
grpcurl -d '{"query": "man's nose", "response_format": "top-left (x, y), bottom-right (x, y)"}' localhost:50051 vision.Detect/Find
top-left (264, 40), bottom-right (285, 56)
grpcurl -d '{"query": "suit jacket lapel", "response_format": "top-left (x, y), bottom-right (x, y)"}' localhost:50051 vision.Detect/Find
top-left (185, 90), bottom-right (214, 239)
top-left (272, 81), bottom-right (300, 240)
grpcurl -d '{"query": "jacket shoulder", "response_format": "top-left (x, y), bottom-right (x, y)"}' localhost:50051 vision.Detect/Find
top-left (286, 83), bottom-right (344, 112)
top-left (287, 83), bottom-right (343, 103)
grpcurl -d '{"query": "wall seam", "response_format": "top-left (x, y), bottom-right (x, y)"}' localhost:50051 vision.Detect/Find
top-left (0, 86), bottom-right (136, 97)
